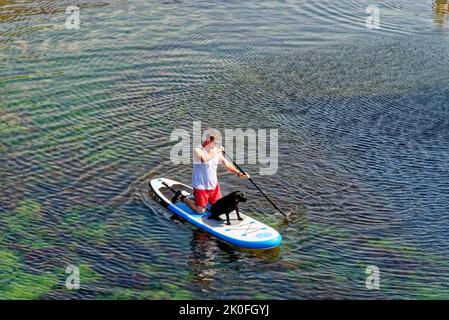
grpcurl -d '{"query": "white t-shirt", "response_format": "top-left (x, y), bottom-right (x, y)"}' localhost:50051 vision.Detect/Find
top-left (192, 145), bottom-right (223, 190)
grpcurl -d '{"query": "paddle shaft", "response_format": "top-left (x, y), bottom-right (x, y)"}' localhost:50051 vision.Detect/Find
top-left (222, 151), bottom-right (288, 218)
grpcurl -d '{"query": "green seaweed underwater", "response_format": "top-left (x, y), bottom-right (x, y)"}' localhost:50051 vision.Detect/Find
top-left (0, 199), bottom-right (105, 299)
top-left (0, 248), bottom-right (58, 299)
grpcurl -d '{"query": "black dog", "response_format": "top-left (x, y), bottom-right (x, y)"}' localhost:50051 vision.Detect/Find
top-left (208, 191), bottom-right (247, 225)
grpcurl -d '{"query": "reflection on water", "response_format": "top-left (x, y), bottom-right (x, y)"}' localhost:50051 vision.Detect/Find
top-left (187, 228), bottom-right (281, 291)
top-left (433, 0), bottom-right (449, 26)
top-left (188, 230), bottom-right (235, 288)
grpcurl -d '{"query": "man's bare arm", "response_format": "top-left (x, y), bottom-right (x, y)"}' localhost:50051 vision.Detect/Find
top-left (221, 154), bottom-right (250, 179)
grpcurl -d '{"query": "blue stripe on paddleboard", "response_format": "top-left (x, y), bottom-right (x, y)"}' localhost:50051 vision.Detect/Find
top-left (167, 203), bottom-right (282, 249)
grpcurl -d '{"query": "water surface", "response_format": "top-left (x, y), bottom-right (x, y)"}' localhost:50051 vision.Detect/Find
top-left (1, 0), bottom-right (449, 299)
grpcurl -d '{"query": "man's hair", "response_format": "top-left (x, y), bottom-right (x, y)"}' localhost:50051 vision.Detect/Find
top-left (204, 128), bottom-right (222, 142)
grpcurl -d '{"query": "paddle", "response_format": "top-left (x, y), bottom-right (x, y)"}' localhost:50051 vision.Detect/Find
top-left (222, 150), bottom-right (289, 220)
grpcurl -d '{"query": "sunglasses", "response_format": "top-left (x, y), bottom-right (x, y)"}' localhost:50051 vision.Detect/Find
top-left (210, 136), bottom-right (220, 144)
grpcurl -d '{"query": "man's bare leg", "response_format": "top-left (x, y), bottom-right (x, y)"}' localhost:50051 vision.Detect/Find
top-left (182, 197), bottom-right (205, 214)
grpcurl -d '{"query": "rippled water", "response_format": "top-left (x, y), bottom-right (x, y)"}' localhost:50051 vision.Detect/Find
top-left (1, 0), bottom-right (449, 299)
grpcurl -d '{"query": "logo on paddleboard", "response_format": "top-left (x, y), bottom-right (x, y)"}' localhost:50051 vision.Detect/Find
top-left (256, 232), bottom-right (272, 239)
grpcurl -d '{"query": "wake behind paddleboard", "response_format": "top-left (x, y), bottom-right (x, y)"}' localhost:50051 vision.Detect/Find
top-left (149, 178), bottom-right (282, 249)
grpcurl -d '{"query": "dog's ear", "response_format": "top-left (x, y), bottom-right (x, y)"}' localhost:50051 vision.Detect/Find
top-left (236, 192), bottom-right (247, 202)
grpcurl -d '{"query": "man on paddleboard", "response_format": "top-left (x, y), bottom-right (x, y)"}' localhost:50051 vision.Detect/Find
top-left (172, 129), bottom-right (250, 214)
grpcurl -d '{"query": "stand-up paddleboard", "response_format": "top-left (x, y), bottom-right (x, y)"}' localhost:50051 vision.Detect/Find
top-left (149, 178), bottom-right (282, 249)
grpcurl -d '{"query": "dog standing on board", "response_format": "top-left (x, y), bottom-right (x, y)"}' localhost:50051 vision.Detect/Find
top-left (208, 191), bottom-right (247, 225)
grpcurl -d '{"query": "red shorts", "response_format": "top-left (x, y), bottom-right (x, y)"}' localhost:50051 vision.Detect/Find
top-left (194, 184), bottom-right (222, 208)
